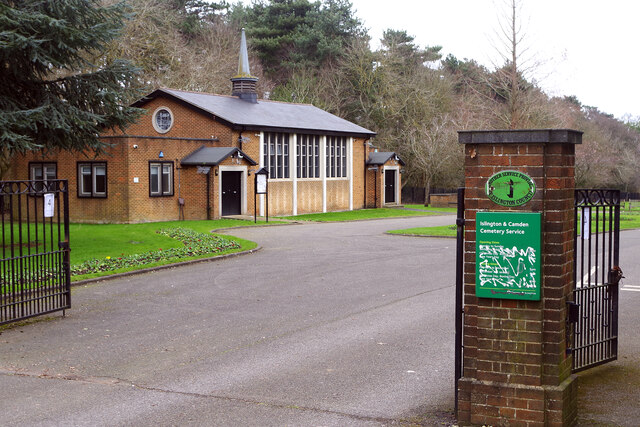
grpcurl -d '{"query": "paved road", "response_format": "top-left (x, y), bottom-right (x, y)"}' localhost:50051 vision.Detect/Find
top-left (0, 214), bottom-right (459, 426)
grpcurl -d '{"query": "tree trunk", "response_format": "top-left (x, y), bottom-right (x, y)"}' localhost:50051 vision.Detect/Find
top-left (423, 178), bottom-right (431, 207)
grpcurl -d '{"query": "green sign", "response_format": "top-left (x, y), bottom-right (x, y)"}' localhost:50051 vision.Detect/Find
top-left (486, 170), bottom-right (536, 207)
top-left (476, 212), bottom-right (541, 300)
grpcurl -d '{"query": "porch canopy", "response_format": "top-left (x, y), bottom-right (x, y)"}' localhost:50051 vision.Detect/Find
top-left (366, 151), bottom-right (405, 166)
top-left (180, 146), bottom-right (257, 166)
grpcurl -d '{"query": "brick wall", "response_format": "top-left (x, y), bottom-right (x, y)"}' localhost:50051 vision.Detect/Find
top-left (9, 144), bottom-right (130, 223)
top-left (351, 138), bottom-right (366, 209)
top-left (457, 130), bottom-right (580, 427)
top-left (364, 159), bottom-right (403, 208)
top-left (430, 193), bottom-right (457, 208)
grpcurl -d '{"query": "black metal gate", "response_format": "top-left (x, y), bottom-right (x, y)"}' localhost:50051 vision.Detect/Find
top-left (569, 189), bottom-right (621, 372)
top-left (1, 180), bottom-right (70, 326)
top-left (454, 187), bottom-right (465, 414)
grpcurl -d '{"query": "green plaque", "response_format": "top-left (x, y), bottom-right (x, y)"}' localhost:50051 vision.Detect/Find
top-left (476, 212), bottom-right (541, 300)
top-left (486, 170), bottom-right (536, 207)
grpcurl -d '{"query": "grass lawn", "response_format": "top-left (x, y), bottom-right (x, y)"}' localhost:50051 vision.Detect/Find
top-left (278, 208), bottom-right (438, 222)
top-left (69, 219), bottom-right (265, 281)
top-left (623, 201), bottom-right (640, 212)
top-left (388, 209), bottom-right (640, 238)
top-left (387, 224), bottom-right (457, 237)
top-left (403, 204), bottom-right (457, 213)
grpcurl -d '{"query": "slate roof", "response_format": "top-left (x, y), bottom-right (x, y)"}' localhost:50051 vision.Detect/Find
top-left (366, 152), bottom-right (405, 166)
top-left (134, 88), bottom-right (376, 137)
top-left (180, 146), bottom-right (257, 166)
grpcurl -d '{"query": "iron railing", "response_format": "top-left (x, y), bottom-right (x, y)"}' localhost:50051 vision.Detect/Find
top-left (570, 189), bottom-right (620, 372)
top-left (454, 187), bottom-right (465, 413)
top-left (1, 180), bottom-right (70, 325)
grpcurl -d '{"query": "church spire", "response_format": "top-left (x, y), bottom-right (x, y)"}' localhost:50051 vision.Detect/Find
top-left (231, 28), bottom-right (258, 103)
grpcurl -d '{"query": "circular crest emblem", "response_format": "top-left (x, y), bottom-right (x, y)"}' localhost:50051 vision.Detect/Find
top-left (485, 170), bottom-right (536, 207)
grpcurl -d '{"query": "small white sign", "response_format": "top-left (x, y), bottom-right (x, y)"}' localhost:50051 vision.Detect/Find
top-left (256, 174), bottom-right (267, 194)
top-left (133, 177), bottom-right (139, 183)
top-left (582, 208), bottom-right (590, 240)
top-left (44, 193), bottom-right (54, 217)
top-left (197, 166), bottom-right (211, 174)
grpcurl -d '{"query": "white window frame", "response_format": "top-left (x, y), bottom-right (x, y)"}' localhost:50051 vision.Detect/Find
top-left (29, 162), bottom-right (56, 193)
top-left (296, 134), bottom-right (320, 179)
top-left (149, 161), bottom-right (174, 196)
top-left (326, 136), bottom-right (348, 179)
top-left (263, 132), bottom-right (290, 180)
top-left (78, 162), bottom-right (107, 198)
top-left (152, 106), bottom-right (174, 134)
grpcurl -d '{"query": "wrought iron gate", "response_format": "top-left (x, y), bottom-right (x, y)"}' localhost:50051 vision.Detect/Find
top-left (1, 180), bottom-right (70, 325)
top-left (569, 189), bottom-right (621, 372)
top-left (454, 187), bottom-right (465, 413)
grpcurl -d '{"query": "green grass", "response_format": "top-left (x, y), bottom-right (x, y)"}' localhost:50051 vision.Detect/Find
top-left (387, 225), bottom-right (457, 237)
top-left (388, 210), bottom-right (640, 238)
top-left (68, 219), bottom-right (264, 281)
top-left (69, 219), bottom-right (263, 264)
top-left (71, 235), bottom-right (257, 282)
top-left (278, 208), bottom-right (437, 222)
top-left (403, 204), bottom-right (457, 213)
top-left (1, 219), bottom-right (266, 285)
top-left (623, 201), bottom-right (640, 212)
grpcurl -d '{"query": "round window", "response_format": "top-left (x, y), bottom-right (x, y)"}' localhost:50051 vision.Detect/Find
top-left (152, 107), bottom-right (173, 133)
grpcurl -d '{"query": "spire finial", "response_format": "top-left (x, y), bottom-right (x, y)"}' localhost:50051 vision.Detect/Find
top-left (231, 28), bottom-right (259, 102)
top-left (236, 28), bottom-right (254, 78)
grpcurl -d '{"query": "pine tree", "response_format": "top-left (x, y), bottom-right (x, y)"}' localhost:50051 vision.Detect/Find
top-left (0, 0), bottom-right (144, 175)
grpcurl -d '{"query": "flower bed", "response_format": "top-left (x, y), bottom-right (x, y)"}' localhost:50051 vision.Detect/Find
top-left (71, 228), bottom-right (240, 276)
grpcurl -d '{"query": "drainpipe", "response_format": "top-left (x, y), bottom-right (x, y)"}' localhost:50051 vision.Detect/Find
top-left (363, 140), bottom-right (368, 208)
top-left (206, 169), bottom-right (211, 220)
top-left (176, 159), bottom-right (183, 220)
top-left (362, 139), bottom-right (368, 209)
top-left (374, 166), bottom-right (378, 208)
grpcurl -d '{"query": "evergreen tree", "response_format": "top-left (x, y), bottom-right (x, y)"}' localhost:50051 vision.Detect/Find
top-left (0, 0), bottom-right (143, 175)
top-left (233, 0), bottom-right (364, 82)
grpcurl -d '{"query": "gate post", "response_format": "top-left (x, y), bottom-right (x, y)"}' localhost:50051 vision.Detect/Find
top-left (456, 130), bottom-right (581, 426)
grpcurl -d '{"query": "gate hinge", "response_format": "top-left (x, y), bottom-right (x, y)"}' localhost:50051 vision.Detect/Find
top-left (59, 241), bottom-right (69, 250)
top-left (567, 301), bottom-right (580, 324)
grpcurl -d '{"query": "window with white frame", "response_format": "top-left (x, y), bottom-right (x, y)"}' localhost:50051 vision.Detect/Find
top-left (77, 162), bottom-right (107, 198)
top-left (263, 132), bottom-right (289, 179)
top-left (30, 162), bottom-right (57, 193)
top-left (152, 107), bottom-right (174, 133)
top-left (296, 134), bottom-right (320, 178)
top-left (326, 136), bottom-right (347, 178)
top-left (149, 161), bottom-right (173, 196)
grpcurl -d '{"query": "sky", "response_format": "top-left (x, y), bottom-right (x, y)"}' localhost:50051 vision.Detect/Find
top-left (348, 0), bottom-right (640, 120)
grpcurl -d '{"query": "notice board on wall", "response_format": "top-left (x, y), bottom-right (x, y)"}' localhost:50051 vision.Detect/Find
top-left (475, 211), bottom-right (541, 301)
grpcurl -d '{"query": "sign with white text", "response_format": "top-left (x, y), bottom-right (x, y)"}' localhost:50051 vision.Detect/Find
top-left (476, 211), bottom-right (541, 300)
top-left (256, 174), bottom-right (267, 194)
top-left (44, 193), bottom-right (55, 218)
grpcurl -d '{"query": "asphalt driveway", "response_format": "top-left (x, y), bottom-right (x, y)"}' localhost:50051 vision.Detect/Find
top-left (0, 215), bottom-right (459, 426)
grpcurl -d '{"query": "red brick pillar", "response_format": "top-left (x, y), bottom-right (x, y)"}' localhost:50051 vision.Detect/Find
top-left (457, 129), bottom-right (582, 426)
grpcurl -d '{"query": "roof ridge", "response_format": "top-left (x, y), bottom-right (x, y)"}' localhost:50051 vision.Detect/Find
top-left (159, 87), bottom-right (317, 107)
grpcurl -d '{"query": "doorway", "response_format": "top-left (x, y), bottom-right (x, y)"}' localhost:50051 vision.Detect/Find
top-left (384, 169), bottom-right (396, 204)
top-left (221, 171), bottom-right (242, 216)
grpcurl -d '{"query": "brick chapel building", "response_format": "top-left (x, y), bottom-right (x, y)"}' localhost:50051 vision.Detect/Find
top-left (8, 30), bottom-right (403, 223)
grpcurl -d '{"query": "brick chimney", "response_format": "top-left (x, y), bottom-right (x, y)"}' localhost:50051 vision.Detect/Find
top-left (231, 28), bottom-right (258, 103)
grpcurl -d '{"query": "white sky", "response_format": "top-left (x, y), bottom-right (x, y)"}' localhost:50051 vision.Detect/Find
top-left (349, 0), bottom-right (640, 120)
